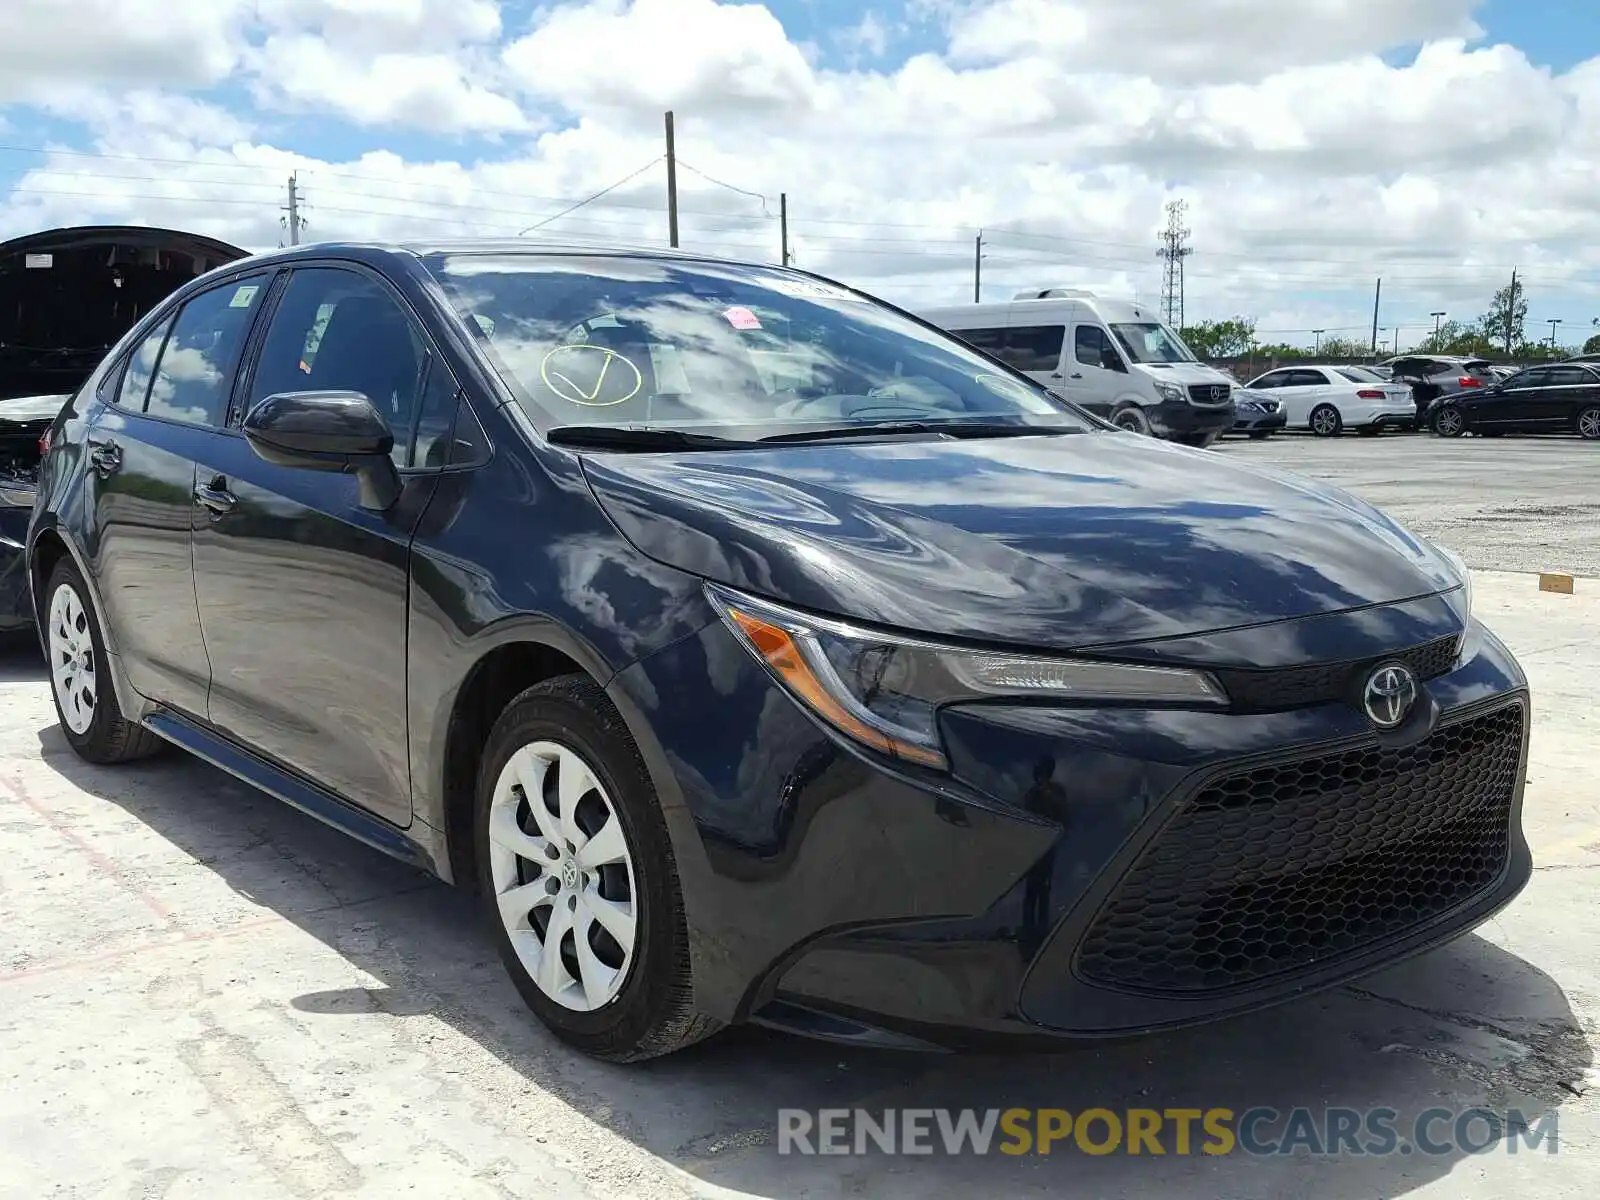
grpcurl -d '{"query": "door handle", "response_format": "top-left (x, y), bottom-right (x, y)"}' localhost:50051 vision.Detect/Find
top-left (1069, 372), bottom-right (1083, 380)
top-left (88, 439), bottom-right (122, 476)
top-left (194, 476), bottom-right (238, 516)
top-left (1050, 372), bottom-right (1064, 379)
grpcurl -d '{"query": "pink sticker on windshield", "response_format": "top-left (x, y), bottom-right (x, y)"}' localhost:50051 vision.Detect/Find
top-left (723, 306), bottom-right (762, 330)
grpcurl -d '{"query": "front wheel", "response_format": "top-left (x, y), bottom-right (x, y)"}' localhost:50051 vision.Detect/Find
top-left (474, 674), bottom-right (720, 1062)
top-left (1432, 405), bottom-right (1466, 438)
top-left (1578, 405), bottom-right (1600, 440)
top-left (1110, 405), bottom-right (1153, 436)
top-left (43, 561), bottom-right (163, 764)
top-left (1309, 404), bottom-right (1343, 436)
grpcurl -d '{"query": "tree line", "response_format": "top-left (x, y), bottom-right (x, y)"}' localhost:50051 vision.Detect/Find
top-left (1180, 282), bottom-right (1600, 360)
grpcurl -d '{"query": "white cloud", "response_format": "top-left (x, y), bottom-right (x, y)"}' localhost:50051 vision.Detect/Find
top-left (0, 0), bottom-right (250, 100)
top-left (503, 0), bottom-right (817, 113)
top-left (4, 0), bottom-right (1600, 346)
top-left (946, 0), bottom-right (1484, 83)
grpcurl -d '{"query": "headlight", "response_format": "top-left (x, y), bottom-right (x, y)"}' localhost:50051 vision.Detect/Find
top-left (1155, 381), bottom-right (1186, 404)
top-left (1429, 541), bottom-right (1472, 616)
top-left (708, 585), bottom-right (1226, 770)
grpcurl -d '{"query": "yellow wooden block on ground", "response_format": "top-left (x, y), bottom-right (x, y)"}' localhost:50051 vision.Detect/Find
top-left (1539, 572), bottom-right (1575, 594)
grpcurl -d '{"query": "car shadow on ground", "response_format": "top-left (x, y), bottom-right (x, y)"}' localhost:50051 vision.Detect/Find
top-left (32, 719), bottom-right (1592, 1200)
top-left (0, 632), bottom-right (43, 683)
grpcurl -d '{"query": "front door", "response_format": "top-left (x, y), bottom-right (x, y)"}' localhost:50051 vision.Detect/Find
top-left (79, 272), bottom-right (272, 717)
top-left (190, 263), bottom-right (449, 826)
top-left (1067, 324), bottom-right (1128, 415)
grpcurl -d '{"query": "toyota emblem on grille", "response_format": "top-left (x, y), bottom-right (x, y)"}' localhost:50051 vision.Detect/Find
top-left (1362, 663), bottom-right (1418, 729)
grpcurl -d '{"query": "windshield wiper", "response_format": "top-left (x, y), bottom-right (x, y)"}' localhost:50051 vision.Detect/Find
top-left (546, 426), bottom-right (755, 451)
top-left (760, 421), bottom-right (1083, 444)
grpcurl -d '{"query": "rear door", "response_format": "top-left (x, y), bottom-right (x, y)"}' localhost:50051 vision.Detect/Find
top-left (1275, 369), bottom-right (1331, 425)
top-left (190, 261), bottom-right (452, 825)
top-left (1537, 366), bottom-right (1597, 430)
top-left (77, 272), bottom-right (272, 717)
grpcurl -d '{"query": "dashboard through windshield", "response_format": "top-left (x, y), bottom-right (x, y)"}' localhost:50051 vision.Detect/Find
top-left (422, 253), bottom-right (1093, 440)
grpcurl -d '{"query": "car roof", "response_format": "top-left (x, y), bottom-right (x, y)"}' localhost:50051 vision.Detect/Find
top-left (230, 237), bottom-right (773, 273)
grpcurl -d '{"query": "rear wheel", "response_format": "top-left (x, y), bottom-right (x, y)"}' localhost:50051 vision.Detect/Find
top-left (1432, 405), bottom-right (1466, 438)
top-left (1578, 405), bottom-right (1600, 441)
top-left (1309, 404), bottom-right (1343, 437)
top-left (43, 561), bottom-right (163, 764)
top-left (474, 675), bottom-right (719, 1061)
top-left (1110, 405), bottom-right (1153, 436)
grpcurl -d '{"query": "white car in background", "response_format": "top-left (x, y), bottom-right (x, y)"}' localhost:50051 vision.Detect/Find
top-left (1241, 364), bottom-right (1417, 436)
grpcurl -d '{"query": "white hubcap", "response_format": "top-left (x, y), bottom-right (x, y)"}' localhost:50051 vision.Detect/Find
top-left (48, 584), bottom-right (97, 735)
top-left (488, 741), bottom-right (638, 1011)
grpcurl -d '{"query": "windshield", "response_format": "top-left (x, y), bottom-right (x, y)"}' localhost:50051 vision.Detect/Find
top-left (1108, 322), bottom-right (1197, 364)
top-left (422, 254), bottom-right (1092, 438)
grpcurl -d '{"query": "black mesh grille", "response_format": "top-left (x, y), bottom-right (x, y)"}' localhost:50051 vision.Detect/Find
top-left (1214, 635), bottom-right (1459, 713)
top-left (1076, 704), bottom-right (1523, 994)
top-left (1188, 383), bottom-right (1232, 406)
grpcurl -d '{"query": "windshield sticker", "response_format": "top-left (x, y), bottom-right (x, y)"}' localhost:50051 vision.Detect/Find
top-left (767, 278), bottom-right (869, 303)
top-left (540, 344), bottom-right (644, 407)
top-left (229, 284), bottom-right (260, 308)
top-left (723, 306), bottom-right (763, 330)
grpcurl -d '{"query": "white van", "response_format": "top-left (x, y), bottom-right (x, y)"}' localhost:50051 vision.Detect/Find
top-left (919, 289), bottom-right (1238, 446)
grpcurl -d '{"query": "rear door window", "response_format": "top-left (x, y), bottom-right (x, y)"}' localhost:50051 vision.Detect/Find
top-left (114, 316), bottom-right (175, 409)
top-left (1001, 325), bottom-right (1066, 372)
top-left (143, 276), bottom-right (271, 427)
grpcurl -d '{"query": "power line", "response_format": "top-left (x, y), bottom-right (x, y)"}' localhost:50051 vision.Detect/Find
top-left (516, 158), bottom-right (663, 236)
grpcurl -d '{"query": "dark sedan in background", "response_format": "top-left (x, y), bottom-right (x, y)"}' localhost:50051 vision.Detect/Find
top-left (1429, 361), bottom-right (1600, 439)
top-left (1, 392), bottom-right (65, 632)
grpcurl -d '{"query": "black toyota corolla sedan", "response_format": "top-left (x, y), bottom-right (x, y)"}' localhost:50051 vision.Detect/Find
top-left (26, 241), bottom-right (1531, 1060)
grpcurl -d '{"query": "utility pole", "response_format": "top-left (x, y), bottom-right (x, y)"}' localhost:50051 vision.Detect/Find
top-left (1431, 311), bottom-right (1446, 342)
top-left (282, 172), bottom-right (306, 246)
top-left (1312, 329), bottom-right (1324, 354)
top-left (1548, 317), bottom-right (1562, 348)
top-left (1370, 277), bottom-right (1382, 354)
top-left (973, 230), bottom-right (983, 303)
top-left (780, 192), bottom-right (789, 266)
top-left (1157, 200), bottom-right (1193, 328)
top-left (664, 111), bottom-right (679, 248)
top-left (1505, 268), bottom-right (1519, 354)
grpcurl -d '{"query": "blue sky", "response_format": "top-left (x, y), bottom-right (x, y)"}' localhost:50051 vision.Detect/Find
top-left (2, 0), bottom-right (1599, 351)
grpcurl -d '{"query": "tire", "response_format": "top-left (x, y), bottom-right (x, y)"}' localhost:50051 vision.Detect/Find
top-left (1110, 405), bottom-right (1153, 436)
top-left (1578, 405), bottom-right (1600, 441)
top-left (42, 560), bottom-right (163, 764)
top-left (1309, 404), bottom-right (1343, 437)
top-left (474, 674), bottom-right (720, 1062)
top-left (1432, 405), bottom-right (1466, 438)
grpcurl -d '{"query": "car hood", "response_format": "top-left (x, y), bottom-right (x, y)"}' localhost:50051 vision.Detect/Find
top-left (1131, 361), bottom-right (1233, 386)
top-left (0, 393), bottom-right (68, 426)
top-left (580, 432), bottom-right (1460, 651)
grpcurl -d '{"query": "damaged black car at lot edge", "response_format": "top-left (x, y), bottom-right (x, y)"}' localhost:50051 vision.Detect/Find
top-left (25, 240), bottom-right (1533, 1061)
top-left (1, 393), bottom-right (65, 633)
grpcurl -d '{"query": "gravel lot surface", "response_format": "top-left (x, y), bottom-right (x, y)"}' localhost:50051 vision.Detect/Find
top-left (1217, 432), bottom-right (1599, 577)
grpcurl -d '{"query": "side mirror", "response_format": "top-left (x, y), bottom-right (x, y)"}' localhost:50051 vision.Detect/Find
top-left (242, 390), bottom-right (402, 510)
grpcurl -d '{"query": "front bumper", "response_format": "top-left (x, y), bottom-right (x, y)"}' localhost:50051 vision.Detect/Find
top-left (1232, 408), bottom-right (1287, 433)
top-left (611, 600), bottom-right (1531, 1048)
top-left (1150, 398), bottom-right (1236, 439)
top-left (0, 503), bottom-right (33, 631)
